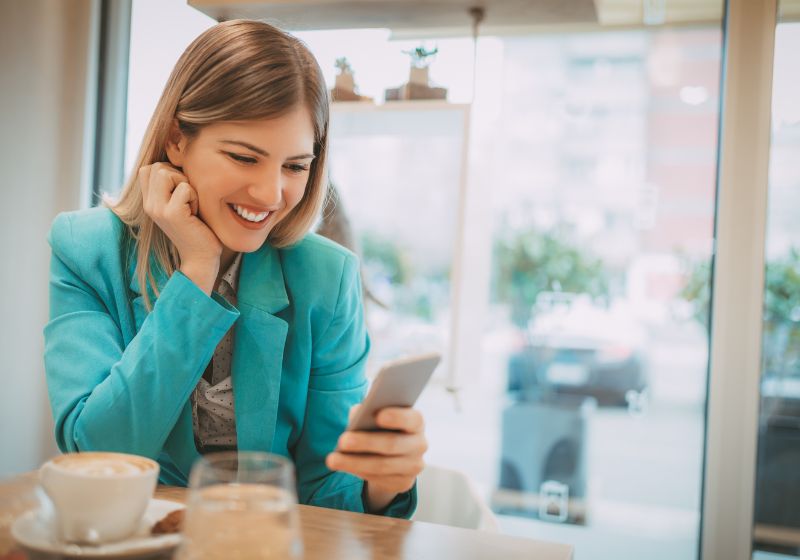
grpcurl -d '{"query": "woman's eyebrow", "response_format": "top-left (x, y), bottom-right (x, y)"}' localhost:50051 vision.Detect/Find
top-left (220, 140), bottom-right (267, 155)
top-left (287, 153), bottom-right (316, 161)
top-left (219, 140), bottom-right (314, 160)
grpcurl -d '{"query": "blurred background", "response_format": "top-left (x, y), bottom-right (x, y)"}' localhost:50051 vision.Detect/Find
top-left (1, 1), bottom-right (798, 559)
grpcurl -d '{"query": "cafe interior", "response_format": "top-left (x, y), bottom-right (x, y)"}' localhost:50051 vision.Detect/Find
top-left (1, 0), bottom-right (799, 559)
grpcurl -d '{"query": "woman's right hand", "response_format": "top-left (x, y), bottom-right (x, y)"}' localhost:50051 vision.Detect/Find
top-left (139, 162), bottom-right (222, 294)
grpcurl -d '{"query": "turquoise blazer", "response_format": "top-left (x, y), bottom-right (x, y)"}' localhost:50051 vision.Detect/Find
top-left (43, 208), bottom-right (415, 518)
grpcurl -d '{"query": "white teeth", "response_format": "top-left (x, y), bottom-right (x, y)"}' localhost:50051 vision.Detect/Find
top-left (232, 204), bottom-right (269, 223)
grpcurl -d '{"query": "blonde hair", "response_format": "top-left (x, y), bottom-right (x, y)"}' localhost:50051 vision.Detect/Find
top-left (110, 20), bottom-right (330, 309)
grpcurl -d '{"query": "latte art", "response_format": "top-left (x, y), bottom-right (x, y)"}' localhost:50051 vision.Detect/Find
top-left (52, 452), bottom-right (154, 477)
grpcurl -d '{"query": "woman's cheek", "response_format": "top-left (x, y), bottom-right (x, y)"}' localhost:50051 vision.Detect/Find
top-left (288, 180), bottom-right (308, 209)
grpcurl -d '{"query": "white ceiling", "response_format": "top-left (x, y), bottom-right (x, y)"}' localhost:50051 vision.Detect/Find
top-left (189, 0), bottom-right (594, 31)
top-left (188, 0), bottom-right (800, 31)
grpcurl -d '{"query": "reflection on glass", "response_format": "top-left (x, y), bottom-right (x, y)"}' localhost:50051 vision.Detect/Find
top-left (327, 104), bottom-right (465, 368)
top-left (324, 26), bottom-right (721, 560)
top-left (484, 27), bottom-right (721, 560)
top-left (752, 7), bottom-right (800, 558)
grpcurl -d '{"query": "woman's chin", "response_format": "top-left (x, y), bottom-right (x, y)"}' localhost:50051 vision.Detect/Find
top-left (225, 238), bottom-right (269, 254)
top-left (216, 230), bottom-right (271, 254)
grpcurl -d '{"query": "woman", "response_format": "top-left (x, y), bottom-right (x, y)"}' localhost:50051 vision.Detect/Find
top-left (43, 20), bottom-right (425, 518)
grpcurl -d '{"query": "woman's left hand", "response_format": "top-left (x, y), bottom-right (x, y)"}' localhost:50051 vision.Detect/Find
top-left (325, 405), bottom-right (427, 511)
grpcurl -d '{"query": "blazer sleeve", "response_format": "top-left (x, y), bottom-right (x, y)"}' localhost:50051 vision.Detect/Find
top-left (292, 252), bottom-right (417, 519)
top-left (43, 213), bottom-right (239, 459)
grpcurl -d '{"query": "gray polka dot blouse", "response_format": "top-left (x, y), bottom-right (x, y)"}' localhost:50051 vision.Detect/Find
top-left (191, 253), bottom-right (242, 453)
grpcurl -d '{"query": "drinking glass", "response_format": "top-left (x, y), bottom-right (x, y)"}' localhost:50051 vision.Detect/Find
top-left (176, 451), bottom-right (302, 560)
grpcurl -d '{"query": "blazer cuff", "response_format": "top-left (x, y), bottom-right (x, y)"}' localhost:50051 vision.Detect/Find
top-left (362, 481), bottom-right (418, 520)
top-left (169, 270), bottom-right (239, 316)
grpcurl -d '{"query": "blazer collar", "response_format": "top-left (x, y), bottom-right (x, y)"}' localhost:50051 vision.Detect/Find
top-left (238, 244), bottom-right (289, 315)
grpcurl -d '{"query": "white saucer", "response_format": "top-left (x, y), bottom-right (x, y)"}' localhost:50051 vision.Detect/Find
top-left (11, 498), bottom-right (184, 559)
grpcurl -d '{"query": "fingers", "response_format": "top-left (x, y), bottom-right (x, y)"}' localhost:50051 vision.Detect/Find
top-left (329, 406), bottom-right (427, 493)
top-left (168, 182), bottom-right (198, 217)
top-left (139, 163), bottom-right (188, 216)
top-left (337, 431), bottom-right (427, 457)
top-left (373, 407), bottom-right (425, 433)
top-left (326, 451), bottom-right (424, 478)
top-left (151, 165), bottom-right (186, 207)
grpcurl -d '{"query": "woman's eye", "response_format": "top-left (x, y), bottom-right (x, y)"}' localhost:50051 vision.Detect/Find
top-left (285, 163), bottom-right (310, 174)
top-left (225, 152), bottom-right (257, 165)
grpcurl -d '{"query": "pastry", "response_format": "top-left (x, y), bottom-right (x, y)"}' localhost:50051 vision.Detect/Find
top-left (151, 508), bottom-right (184, 535)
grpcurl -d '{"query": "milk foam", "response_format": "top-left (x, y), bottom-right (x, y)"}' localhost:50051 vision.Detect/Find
top-left (55, 455), bottom-right (149, 476)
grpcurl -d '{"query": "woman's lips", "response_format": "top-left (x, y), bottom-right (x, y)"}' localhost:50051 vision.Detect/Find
top-left (227, 203), bottom-right (273, 230)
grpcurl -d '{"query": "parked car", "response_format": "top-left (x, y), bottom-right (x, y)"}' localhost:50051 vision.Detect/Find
top-left (754, 379), bottom-right (800, 531)
top-left (507, 292), bottom-right (647, 406)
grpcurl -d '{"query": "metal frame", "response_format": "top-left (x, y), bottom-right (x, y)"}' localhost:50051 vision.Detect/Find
top-left (701, 0), bottom-right (777, 558)
top-left (78, 0), bottom-right (102, 209)
top-left (91, 0), bottom-right (132, 204)
top-left (446, 104), bottom-right (474, 392)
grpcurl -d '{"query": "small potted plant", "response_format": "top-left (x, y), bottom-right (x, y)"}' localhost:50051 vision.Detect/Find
top-left (385, 45), bottom-right (447, 101)
top-left (331, 57), bottom-right (371, 102)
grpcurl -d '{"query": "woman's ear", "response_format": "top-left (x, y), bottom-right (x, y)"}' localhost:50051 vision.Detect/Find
top-left (164, 119), bottom-right (188, 167)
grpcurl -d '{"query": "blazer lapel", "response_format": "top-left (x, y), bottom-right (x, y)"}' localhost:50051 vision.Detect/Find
top-left (232, 244), bottom-right (290, 453)
top-left (126, 253), bottom-right (200, 478)
top-left (162, 402), bottom-right (200, 480)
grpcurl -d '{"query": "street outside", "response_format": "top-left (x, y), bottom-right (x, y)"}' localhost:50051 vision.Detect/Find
top-left (415, 319), bottom-right (708, 560)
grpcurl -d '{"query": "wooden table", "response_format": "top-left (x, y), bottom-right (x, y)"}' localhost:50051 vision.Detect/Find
top-left (1, 474), bottom-right (574, 559)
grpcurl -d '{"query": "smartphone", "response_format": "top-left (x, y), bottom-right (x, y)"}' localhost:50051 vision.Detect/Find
top-left (348, 352), bottom-right (441, 432)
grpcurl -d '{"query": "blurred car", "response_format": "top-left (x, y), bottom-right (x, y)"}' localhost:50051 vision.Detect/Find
top-left (754, 374), bottom-right (800, 532)
top-left (507, 292), bottom-right (647, 406)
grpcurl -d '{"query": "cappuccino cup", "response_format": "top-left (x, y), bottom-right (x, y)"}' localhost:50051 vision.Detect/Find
top-left (39, 452), bottom-right (159, 544)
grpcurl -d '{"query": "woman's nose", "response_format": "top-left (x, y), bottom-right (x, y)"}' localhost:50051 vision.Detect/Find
top-left (248, 166), bottom-right (283, 207)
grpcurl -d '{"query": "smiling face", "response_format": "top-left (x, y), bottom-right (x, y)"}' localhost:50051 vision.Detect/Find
top-left (166, 106), bottom-right (316, 254)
